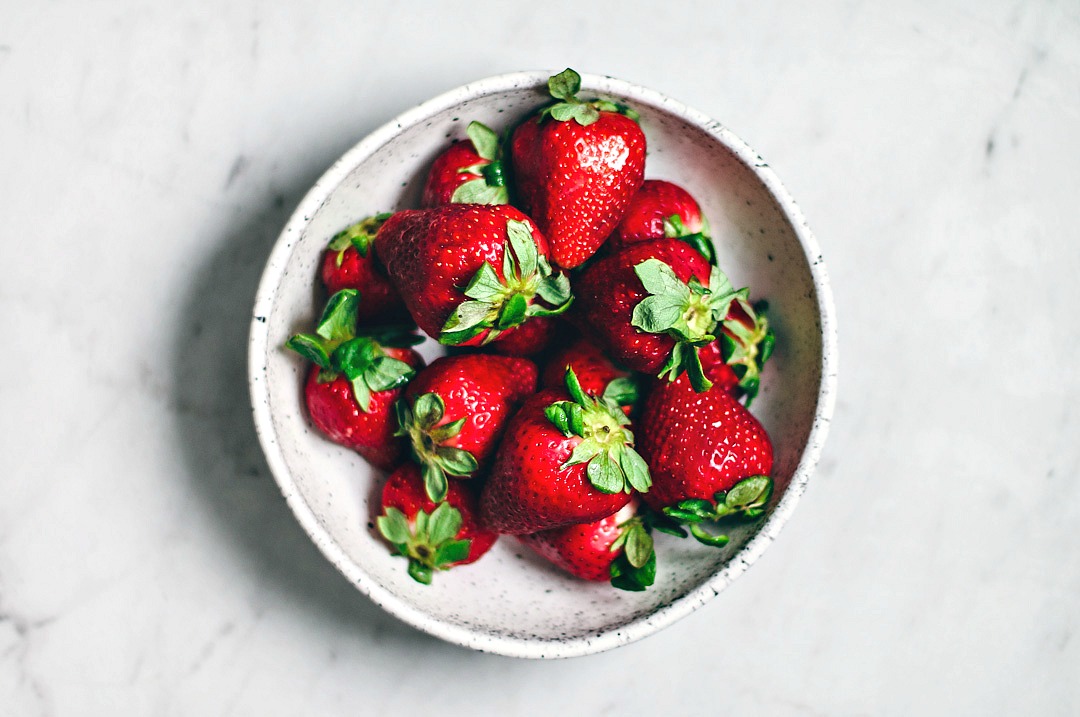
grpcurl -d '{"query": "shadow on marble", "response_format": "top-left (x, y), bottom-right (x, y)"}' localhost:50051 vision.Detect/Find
top-left (167, 153), bottom-right (458, 654)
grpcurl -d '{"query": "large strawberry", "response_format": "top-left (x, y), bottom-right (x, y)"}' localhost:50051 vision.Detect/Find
top-left (573, 238), bottom-right (763, 393)
top-left (480, 368), bottom-right (650, 534)
top-left (396, 354), bottom-right (537, 502)
top-left (518, 501), bottom-right (656, 590)
top-left (376, 463), bottom-right (497, 584)
top-left (286, 290), bottom-right (424, 470)
top-left (540, 337), bottom-right (638, 415)
top-left (375, 204), bottom-right (573, 353)
top-left (608, 179), bottom-right (716, 263)
top-left (638, 376), bottom-right (774, 546)
top-left (510, 68), bottom-right (646, 268)
top-left (320, 214), bottom-right (409, 322)
top-left (422, 121), bottom-right (509, 207)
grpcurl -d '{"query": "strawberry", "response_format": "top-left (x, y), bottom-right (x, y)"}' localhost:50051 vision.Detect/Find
top-left (718, 299), bottom-right (775, 405)
top-left (518, 501), bottom-right (657, 590)
top-left (480, 368), bottom-right (650, 534)
top-left (510, 68), bottom-right (646, 268)
top-left (637, 377), bottom-right (774, 546)
top-left (396, 354), bottom-right (537, 501)
top-left (573, 238), bottom-right (763, 393)
top-left (286, 290), bottom-right (424, 470)
top-left (422, 121), bottom-right (509, 207)
top-left (376, 463), bottom-right (497, 584)
top-left (540, 337), bottom-right (638, 415)
top-left (608, 179), bottom-right (716, 263)
top-left (375, 204), bottom-right (573, 353)
top-left (319, 214), bottom-right (409, 322)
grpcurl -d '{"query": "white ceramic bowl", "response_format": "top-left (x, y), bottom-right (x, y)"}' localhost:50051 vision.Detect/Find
top-left (248, 71), bottom-right (837, 658)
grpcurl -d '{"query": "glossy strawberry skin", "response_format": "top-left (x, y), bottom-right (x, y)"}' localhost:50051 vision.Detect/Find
top-left (511, 111), bottom-right (645, 268)
top-left (319, 247), bottom-right (408, 323)
top-left (480, 390), bottom-right (632, 534)
top-left (518, 503), bottom-right (635, 581)
top-left (421, 141), bottom-right (489, 208)
top-left (405, 354), bottom-right (538, 471)
top-left (381, 463), bottom-right (497, 564)
top-left (303, 346), bottom-right (424, 471)
top-left (374, 205), bottom-right (555, 348)
top-left (608, 179), bottom-right (705, 251)
top-left (573, 239), bottom-right (712, 374)
top-left (541, 337), bottom-right (631, 412)
top-left (637, 380), bottom-right (773, 511)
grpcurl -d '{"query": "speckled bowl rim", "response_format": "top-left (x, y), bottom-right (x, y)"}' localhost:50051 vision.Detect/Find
top-left (248, 70), bottom-right (838, 659)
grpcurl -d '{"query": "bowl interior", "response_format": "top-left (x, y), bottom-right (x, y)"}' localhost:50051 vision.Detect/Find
top-left (251, 73), bottom-right (830, 657)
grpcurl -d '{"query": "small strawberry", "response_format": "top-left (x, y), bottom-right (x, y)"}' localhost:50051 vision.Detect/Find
top-left (480, 368), bottom-right (650, 535)
top-left (638, 378), bottom-right (774, 546)
top-left (397, 354), bottom-right (537, 501)
top-left (376, 463), bottom-right (497, 584)
top-left (422, 121), bottom-right (509, 207)
top-left (540, 337), bottom-right (639, 415)
top-left (320, 214), bottom-right (409, 322)
top-left (375, 205), bottom-right (573, 353)
top-left (510, 68), bottom-right (646, 268)
top-left (286, 290), bottom-right (424, 470)
top-left (608, 179), bottom-right (716, 263)
top-left (518, 501), bottom-right (657, 591)
top-left (574, 238), bottom-right (762, 393)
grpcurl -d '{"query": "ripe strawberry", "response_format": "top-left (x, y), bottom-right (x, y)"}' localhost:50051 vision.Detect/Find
top-left (397, 354), bottom-right (537, 501)
top-left (480, 368), bottom-right (650, 534)
top-left (510, 68), bottom-right (646, 268)
top-left (319, 214), bottom-right (409, 322)
top-left (422, 121), bottom-right (509, 207)
top-left (540, 337), bottom-right (638, 415)
top-left (286, 290), bottom-right (424, 470)
top-left (573, 238), bottom-right (763, 393)
top-left (376, 463), bottom-right (497, 584)
top-left (608, 179), bottom-right (716, 263)
top-left (518, 501), bottom-right (657, 590)
top-left (375, 204), bottom-right (573, 353)
top-left (638, 377), bottom-right (774, 546)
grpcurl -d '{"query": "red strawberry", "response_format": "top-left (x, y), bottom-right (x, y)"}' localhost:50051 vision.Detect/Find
top-left (397, 354), bottom-right (537, 501)
top-left (510, 68), bottom-right (646, 268)
top-left (608, 179), bottom-right (716, 263)
top-left (518, 501), bottom-right (657, 590)
top-left (638, 376), bottom-right (774, 546)
top-left (375, 204), bottom-right (573, 353)
top-left (541, 337), bottom-right (638, 415)
top-left (422, 121), bottom-right (509, 207)
top-left (480, 368), bottom-right (650, 534)
top-left (573, 238), bottom-right (763, 393)
top-left (286, 290), bottom-right (424, 470)
top-left (376, 463), bottom-right (497, 584)
top-left (319, 214), bottom-right (409, 322)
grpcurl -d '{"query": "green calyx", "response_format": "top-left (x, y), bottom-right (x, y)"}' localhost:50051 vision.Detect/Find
top-left (395, 392), bottom-right (479, 503)
top-left (440, 219), bottom-right (573, 346)
top-left (663, 214), bottom-right (716, 265)
top-left (608, 515), bottom-right (656, 591)
top-left (660, 475), bottom-right (774, 548)
top-left (284, 289), bottom-right (421, 411)
top-left (327, 213), bottom-right (392, 267)
top-left (376, 502), bottom-right (472, 585)
top-left (630, 259), bottom-right (750, 393)
top-left (450, 121), bottom-right (509, 205)
top-left (539, 68), bottom-right (640, 127)
top-left (544, 368), bottom-right (652, 495)
top-left (719, 300), bottom-right (775, 406)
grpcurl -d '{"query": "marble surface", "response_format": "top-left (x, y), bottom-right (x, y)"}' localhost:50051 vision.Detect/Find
top-left (1, 1), bottom-right (1077, 714)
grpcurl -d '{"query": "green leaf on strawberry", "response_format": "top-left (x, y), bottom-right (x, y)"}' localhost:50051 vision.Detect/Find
top-left (448, 121), bottom-right (509, 206)
top-left (376, 502), bottom-right (472, 585)
top-left (539, 68), bottom-right (639, 127)
top-left (326, 213), bottom-right (391, 266)
top-left (659, 475), bottom-right (775, 548)
top-left (396, 392), bottom-right (480, 502)
top-left (719, 300), bottom-right (775, 406)
top-left (663, 214), bottom-right (717, 264)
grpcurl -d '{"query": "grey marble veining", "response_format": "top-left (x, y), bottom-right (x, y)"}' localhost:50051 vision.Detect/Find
top-left (1, 0), bottom-right (1078, 714)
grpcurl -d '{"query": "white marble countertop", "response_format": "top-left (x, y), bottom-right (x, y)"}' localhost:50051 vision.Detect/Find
top-left (3, 1), bottom-right (1078, 714)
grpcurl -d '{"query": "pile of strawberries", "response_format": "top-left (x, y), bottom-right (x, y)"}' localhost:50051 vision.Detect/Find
top-left (287, 69), bottom-right (776, 590)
